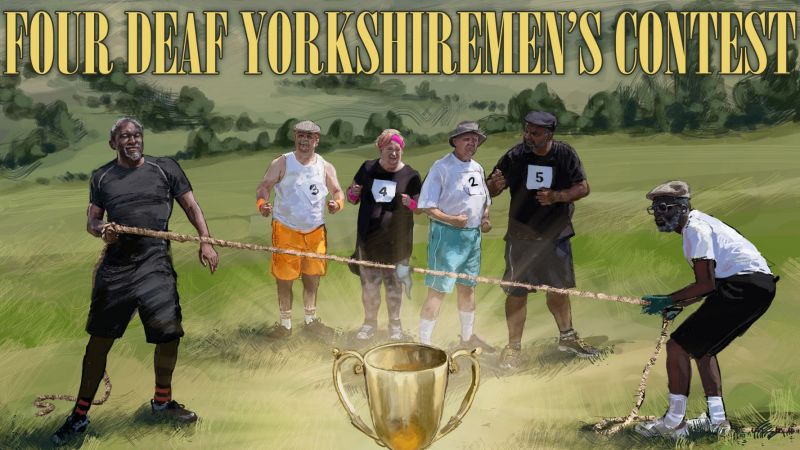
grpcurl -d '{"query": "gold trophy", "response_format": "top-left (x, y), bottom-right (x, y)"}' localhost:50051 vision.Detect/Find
top-left (332, 343), bottom-right (481, 450)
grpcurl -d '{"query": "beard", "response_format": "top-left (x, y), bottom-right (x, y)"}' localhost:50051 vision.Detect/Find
top-left (123, 147), bottom-right (142, 161)
top-left (656, 213), bottom-right (682, 232)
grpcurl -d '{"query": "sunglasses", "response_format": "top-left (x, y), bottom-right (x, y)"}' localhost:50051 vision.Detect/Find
top-left (646, 202), bottom-right (682, 215)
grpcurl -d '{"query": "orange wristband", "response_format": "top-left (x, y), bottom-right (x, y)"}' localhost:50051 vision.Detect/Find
top-left (335, 198), bottom-right (344, 210)
top-left (256, 198), bottom-right (267, 211)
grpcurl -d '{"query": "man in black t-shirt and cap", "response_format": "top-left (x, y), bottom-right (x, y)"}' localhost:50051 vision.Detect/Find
top-left (487, 110), bottom-right (598, 369)
top-left (51, 117), bottom-right (219, 445)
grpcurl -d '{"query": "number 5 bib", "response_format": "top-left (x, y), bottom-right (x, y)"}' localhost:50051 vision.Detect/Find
top-left (526, 165), bottom-right (553, 189)
top-left (371, 179), bottom-right (397, 203)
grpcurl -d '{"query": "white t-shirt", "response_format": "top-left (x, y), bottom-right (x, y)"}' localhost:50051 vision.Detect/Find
top-left (273, 152), bottom-right (328, 232)
top-left (417, 152), bottom-right (490, 228)
top-left (682, 210), bottom-right (771, 278)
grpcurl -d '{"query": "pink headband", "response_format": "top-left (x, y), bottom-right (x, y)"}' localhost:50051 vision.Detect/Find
top-left (389, 134), bottom-right (405, 149)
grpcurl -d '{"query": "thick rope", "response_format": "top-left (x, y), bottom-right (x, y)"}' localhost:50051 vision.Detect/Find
top-left (593, 316), bottom-right (670, 434)
top-left (107, 224), bottom-right (646, 306)
top-left (34, 245), bottom-right (114, 417)
top-left (34, 372), bottom-right (112, 417)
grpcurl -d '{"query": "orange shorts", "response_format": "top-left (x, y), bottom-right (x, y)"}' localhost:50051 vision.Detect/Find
top-left (271, 220), bottom-right (327, 280)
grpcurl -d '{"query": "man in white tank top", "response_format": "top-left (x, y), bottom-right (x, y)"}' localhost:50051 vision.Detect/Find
top-left (255, 120), bottom-right (345, 340)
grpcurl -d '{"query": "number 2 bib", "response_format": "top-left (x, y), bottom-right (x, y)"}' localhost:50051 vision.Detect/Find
top-left (462, 172), bottom-right (484, 196)
top-left (371, 179), bottom-right (397, 203)
top-left (526, 165), bottom-right (553, 189)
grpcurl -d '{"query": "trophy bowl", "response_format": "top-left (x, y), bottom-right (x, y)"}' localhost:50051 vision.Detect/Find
top-left (332, 342), bottom-right (481, 450)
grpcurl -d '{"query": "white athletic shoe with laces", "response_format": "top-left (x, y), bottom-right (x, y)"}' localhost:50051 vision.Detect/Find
top-left (634, 416), bottom-right (689, 439)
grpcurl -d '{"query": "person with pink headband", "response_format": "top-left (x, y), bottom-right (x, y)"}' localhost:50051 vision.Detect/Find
top-left (347, 129), bottom-right (422, 341)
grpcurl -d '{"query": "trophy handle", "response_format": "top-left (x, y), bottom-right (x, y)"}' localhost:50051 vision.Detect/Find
top-left (432, 348), bottom-right (481, 443)
top-left (331, 348), bottom-right (385, 447)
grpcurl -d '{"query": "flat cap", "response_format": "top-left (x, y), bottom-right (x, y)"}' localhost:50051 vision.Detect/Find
top-left (524, 111), bottom-right (557, 130)
top-left (646, 180), bottom-right (691, 200)
top-left (293, 120), bottom-right (321, 133)
top-left (448, 121), bottom-right (487, 147)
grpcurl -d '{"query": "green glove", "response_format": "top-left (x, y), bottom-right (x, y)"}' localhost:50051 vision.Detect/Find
top-left (641, 294), bottom-right (673, 315)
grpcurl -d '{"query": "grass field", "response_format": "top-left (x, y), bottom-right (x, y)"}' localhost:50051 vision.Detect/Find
top-left (1, 125), bottom-right (799, 449)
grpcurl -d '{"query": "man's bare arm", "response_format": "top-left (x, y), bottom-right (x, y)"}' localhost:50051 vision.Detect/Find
top-left (177, 191), bottom-right (219, 273)
top-left (256, 155), bottom-right (286, 216)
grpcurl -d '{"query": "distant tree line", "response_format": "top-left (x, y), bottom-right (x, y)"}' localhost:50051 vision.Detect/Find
top-left (0, 75), bottom-right (86, 169)
top-left (3, 44), bottom-right (799, 170)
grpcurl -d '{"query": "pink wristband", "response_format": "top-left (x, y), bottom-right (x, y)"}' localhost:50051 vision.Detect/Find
top-left (347, 187), bottom-right (360, 203)
top-left (406, 198), bottom-right (417, 211)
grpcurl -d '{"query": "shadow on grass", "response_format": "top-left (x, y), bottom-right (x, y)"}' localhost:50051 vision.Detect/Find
top-left (574, 410), bottom-right (800, 450)
top-left (476, 335), bottom-right (619, 380)
top-left (0, 406), bottom-right (198, 449)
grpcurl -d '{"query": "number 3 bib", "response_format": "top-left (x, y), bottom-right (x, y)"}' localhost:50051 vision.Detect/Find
top-left (371, 179), bottom-right (397, 203)
top-left (526, 165), bottom-right (553, 189)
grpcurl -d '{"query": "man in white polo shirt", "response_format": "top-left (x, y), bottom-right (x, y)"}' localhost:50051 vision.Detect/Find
top-left (635, 180), bottom-right (778, 439)
top-left (255, 120), bottom-right (345, 340)
top-left (416, 121), bottom-right (495, 352)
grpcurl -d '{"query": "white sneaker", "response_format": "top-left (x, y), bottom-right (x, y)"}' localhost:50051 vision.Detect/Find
top-left (634, 416), bottom-right (689, 440)
top-left (388, 325), bottom-right (404, 341)
top-left (687, 412), bottom-right (732, 435)
top-left (356, 324), bottom-right (375, 340)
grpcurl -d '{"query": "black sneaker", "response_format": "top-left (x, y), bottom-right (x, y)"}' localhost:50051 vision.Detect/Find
top-left (150, 399), bottom-right (198, 423)
top-left (558, 330), bottom-right (599, 357)
top-left (303, 318), bottom-right (336, 341)
top-left (51, 412), bottom-right (89, 446)
top-left (264, 322), bottom-right (292, 339)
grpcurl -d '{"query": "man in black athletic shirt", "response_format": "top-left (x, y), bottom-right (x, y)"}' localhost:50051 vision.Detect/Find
top-left (487, 111), bottom-right (598, 369)
top-left (51, 117), bottom-right (219, 445)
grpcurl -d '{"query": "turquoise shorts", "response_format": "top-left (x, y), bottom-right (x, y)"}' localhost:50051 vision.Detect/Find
top-left (425, 220), bottom-right (482, 293)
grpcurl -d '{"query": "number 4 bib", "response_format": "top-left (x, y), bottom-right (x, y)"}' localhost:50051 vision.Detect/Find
top-left (371, 179), bottom-right (397, 203)
top-left (526, 165), bottom-right (553, 189)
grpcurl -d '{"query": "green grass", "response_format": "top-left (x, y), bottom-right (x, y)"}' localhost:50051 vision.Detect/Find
top-left (1, 125), bottom-right (799, 449)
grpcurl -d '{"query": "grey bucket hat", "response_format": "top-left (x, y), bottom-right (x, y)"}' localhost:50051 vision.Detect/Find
top-left (448, 121), bottom-right (487, 147)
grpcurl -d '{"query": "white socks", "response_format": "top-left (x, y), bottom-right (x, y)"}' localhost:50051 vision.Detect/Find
top-left (419, 319), bottom-right (436, 345)
top-left (664, 393), bottom-right (688, 428)
top-left (304, 307), bottom-right (316, 324)
top-left (279, 310), bottom-right (292, 330)
top-left (459, 310), bottom-right (475, 341)
top-left (707, 396), bottom-right (727, 424)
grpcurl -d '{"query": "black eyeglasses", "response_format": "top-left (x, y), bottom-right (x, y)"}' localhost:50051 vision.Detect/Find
top-left (646, 202), bottom-right (681, 215)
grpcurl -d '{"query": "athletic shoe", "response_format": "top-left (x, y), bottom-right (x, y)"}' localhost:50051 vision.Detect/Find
top-left (687, 412), bottom-right (732, 435)
top-left (303, 318), bottom-right (336, 341)
top-left (499, 345), bottom-right (521, 369)
top-left (151, 399), bottom-right (198, 423)
top-left (51, 412), bottom-right (89, 446)
top-left (355, 324), bottom-right (375, 340)
top-left (634, 416), bottom-right (689, 439)
top-left (459, 334), bottom-right (497, 353)
top-left (264, 322), bottom-right (292, 339)
top-left (388, 324), bottom-right (404, 341)
top-left (558, 330), bottom-right (599, 357)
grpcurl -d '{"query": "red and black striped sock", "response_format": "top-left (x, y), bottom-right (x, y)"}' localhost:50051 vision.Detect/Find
top-left (153, 384), bottom-right (172, 404)
top-left (72, 397), bottom-right (92, 416)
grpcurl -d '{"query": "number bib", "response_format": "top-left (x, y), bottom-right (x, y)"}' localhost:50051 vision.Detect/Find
top-left (462, 172), bottom-right (484, 196)
top-left (526, 165), bottom-right (553, 189)
top-left (371, 179), bottom-right (397, 203)
top-left (300, 179), bottom-right (328, 205)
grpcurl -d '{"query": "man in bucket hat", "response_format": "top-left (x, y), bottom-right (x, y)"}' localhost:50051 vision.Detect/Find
top-left (255, 120), bottom-right (345, 341)
top-left (416, 121), bottom-right (495, 352)
top-left (634, 180), bottom-right (778, 439)
top-left (486, 110), bottom-right (597, 369)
